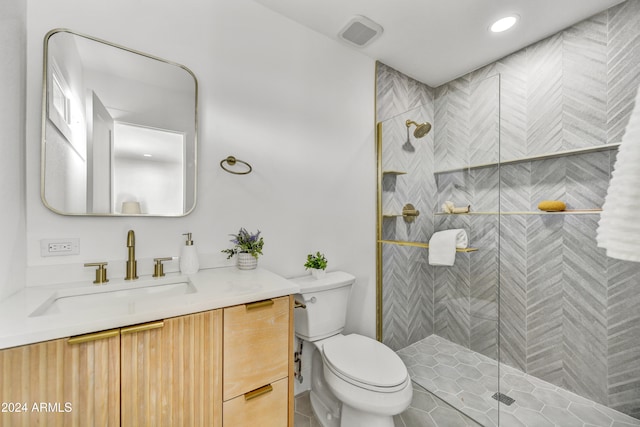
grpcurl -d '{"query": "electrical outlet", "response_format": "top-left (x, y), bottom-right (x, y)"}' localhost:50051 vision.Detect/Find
top-left (40, 238), bottom-right (80, 257)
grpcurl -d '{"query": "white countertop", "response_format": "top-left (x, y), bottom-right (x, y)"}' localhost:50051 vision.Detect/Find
top-left (0, 266), bottom-right (300, 350)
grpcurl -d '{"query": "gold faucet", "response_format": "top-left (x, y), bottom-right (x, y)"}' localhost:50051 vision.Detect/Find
top-left (125, 230), bottom-right (138, 280)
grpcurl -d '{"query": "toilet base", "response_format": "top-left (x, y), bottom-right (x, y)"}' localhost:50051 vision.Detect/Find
top-left (306, 336), bottom-right (411, 427)
top-left (309, 346), bottom-right (341, 427)
top-left (310, 391), bottom-right (340, 427)
top-left (341, 403), bottom-right (394, 427)
top-left (310, 394), bottom-right (395, 427)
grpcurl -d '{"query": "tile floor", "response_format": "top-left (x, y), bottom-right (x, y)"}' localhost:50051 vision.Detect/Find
top-left (398, 335), bottom-right (640, 427)
top-left (294, 383), bottom-right (480, 427)
top-left (295, 334), bottom-right (640, 427)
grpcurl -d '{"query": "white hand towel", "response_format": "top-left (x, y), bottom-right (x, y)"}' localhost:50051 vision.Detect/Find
top-left (428, 229), bottom-right (468, 266)
top-left (597, 86), bottom-right (640, 262)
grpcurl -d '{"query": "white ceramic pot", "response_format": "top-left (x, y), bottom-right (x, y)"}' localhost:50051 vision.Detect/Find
top-left (311, 268), bottom-right (326, 279)
top-left (237, 252), bottom-right (258, 270)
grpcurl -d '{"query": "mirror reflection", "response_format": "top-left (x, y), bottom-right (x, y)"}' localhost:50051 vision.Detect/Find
top-left (41, 29), bottom-right (197, 216)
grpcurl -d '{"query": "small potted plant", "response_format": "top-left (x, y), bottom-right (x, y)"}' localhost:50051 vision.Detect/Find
top-left (304, 252), bottom-right (328, 279)
top-left (222, 228), bottom-right (264, 270)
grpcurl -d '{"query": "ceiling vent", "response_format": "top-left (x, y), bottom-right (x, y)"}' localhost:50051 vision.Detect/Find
top-left (338, 16), bottom-right (383, 48)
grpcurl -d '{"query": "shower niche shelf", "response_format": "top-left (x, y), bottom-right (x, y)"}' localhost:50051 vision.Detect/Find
top-left (379, 239), bottom-right (478, 252)
top-left (435, 209), bottom-right (602, 216)
top-left (433, 143), bottom-right (620, 175)
top-left (382, 170), bottom-right (407, 176)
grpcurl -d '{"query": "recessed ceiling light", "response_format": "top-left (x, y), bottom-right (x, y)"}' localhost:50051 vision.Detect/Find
top-left (490, 15), bottom-right (518, 33)
top-left (143, 153), bottom-right (152, 157)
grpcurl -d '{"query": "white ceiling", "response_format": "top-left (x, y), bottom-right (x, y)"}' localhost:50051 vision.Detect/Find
top-left (253, 0), bottom-right (626, 87)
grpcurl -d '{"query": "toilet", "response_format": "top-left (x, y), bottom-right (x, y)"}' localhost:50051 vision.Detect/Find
top-left (292, 271), bottom-right (412, 427)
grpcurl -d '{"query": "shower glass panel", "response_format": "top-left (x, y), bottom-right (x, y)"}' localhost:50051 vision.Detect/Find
top-left (378, 74), bottom-right (502, 426)
top-left (496, 64), bottom-right (640, 426)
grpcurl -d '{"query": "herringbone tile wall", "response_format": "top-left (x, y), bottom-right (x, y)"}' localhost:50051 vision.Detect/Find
top-left (377, 63), bottom-right (437, 352)
top-left (377, 0), bottom-right (640, 419)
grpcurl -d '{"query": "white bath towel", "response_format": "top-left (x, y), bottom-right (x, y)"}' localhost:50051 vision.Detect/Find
top-left (597, 86), bottom-right (640, 262)
top-left (428, 229), bottom-right (468, 266)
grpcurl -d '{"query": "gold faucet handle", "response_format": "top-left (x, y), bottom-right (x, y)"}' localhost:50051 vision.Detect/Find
top-left (84, 262), bottom-right (109, 285)
top-left (153, 257), bottom-right (173, 278)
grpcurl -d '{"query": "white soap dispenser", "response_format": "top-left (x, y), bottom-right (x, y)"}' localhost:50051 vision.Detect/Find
top-left (180, 232), bottom-right (200, 274)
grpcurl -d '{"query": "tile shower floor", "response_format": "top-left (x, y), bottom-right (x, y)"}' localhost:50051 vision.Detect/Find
top-left (294, 383), bottom-right (480, 427)
top-left (398, 335), bottom-right (640, 427)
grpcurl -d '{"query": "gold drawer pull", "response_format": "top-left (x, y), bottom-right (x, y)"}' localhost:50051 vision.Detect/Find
top-left (68, 328), bottom-right (120, 345)
top-left (245, 299), bottom-right (274, 310)
top-left (121, 320), bottom-right (164, 335)
top-left (244, 384), bottom-right (273, 401)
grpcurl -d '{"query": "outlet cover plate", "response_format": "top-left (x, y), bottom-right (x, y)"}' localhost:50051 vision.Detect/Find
top-left (40, 238), bottom-right (80, 257)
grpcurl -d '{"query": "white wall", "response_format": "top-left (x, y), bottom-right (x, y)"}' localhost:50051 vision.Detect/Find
top-left (23, 0), bottom-right (376, 337)
top-left (0, 0), bottom-right (27, 301)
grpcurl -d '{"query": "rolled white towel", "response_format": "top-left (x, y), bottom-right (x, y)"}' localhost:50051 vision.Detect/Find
top-left (428, 229), bottom-right (468, 266)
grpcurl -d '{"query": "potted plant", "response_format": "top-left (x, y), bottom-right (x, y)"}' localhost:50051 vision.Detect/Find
top-left (304, 252), bottom-right (328, 279)
top-left (222, 228), bottom-right (264, 270)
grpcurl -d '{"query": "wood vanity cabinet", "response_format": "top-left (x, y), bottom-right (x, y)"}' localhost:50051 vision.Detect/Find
top-left (0, 328), bottom-right (121, 426)
top-left (222, 295), bottom-right (294, 427)
top-left (120, 310), bottom-right (223, 427)
top-left (0, 295), bottom-right (293, 427)
top-left (0, 310), bottom-right (222, 427)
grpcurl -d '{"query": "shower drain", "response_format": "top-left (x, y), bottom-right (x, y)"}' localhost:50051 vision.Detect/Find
top-left (491, 392), bottom-right (516, 406)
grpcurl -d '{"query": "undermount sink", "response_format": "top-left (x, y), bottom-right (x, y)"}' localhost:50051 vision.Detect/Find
top-left (30, 280), bottom-right (197, 317)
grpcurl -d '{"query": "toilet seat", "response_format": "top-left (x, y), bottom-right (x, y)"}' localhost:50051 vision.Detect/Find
top-left (321, 334), bottom-right (409, 393)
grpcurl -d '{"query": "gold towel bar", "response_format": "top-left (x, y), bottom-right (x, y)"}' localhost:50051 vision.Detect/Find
top-left (379, 240), bottom-right (478, 252)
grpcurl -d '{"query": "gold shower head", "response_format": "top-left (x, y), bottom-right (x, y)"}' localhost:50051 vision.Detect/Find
top-left (406, 119), bottom-right (432, 138)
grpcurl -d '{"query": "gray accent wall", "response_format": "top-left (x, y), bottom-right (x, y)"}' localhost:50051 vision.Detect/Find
top-left (377, 0), bottom-right (640, 419)
top-left (377, 65), bottom-right (436, 352)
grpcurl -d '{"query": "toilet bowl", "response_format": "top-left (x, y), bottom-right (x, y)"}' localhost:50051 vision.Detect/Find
top-left (292, 272), bottom-right (412, 427)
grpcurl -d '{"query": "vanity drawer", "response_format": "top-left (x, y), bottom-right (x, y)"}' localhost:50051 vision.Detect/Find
top-left (223, 378), bottom-right (288, 427)
top-left (223, 296), bottom-right (290, 400)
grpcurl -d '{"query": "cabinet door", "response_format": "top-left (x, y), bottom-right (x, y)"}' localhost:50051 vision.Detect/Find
top-left (223, 296), bottom-right (290, 400)
top-left (120, 310), bottom-right (222, 427)
top-left (0, 329), bottom-right (121, 427)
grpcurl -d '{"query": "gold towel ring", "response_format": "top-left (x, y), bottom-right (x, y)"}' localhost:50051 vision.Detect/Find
top-left (220, 156), bottom-right (252, 175)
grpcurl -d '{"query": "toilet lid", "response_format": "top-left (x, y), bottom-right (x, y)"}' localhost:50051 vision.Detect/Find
top-left (322, 334), bottom-right (408, 389)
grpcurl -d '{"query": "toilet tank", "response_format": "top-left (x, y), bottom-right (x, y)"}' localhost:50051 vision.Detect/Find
top-left (291, 271), bottom-right (355, 341)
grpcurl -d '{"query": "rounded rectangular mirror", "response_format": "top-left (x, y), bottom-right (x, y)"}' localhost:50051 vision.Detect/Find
top-left (41, 29), bottom-right (197, 216)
